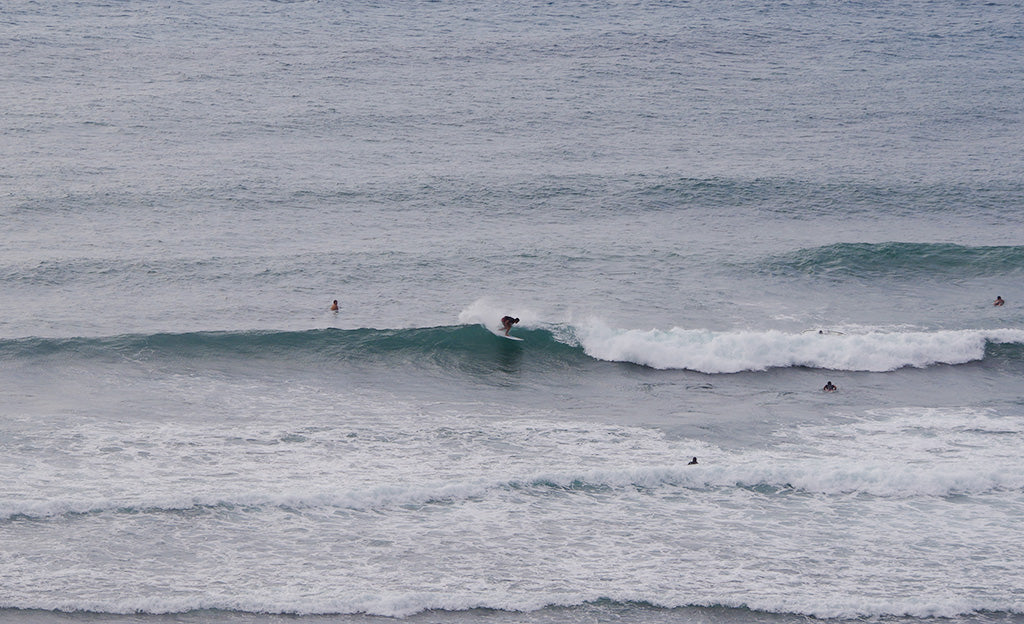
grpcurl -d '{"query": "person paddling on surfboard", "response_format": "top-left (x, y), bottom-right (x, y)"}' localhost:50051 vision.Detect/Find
top-left (500, 316), bottom-right (519, 336)
top-left (994, 296), bottom-right (1005, 306)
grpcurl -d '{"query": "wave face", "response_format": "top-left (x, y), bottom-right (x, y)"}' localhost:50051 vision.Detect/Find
top-left (0, 326), bottom-right (577, 378)
top-left (4, 323), bottom-right (1024, 374)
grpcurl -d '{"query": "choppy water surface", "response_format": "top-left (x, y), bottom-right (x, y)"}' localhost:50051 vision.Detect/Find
top-left (2, 1), bottom-right (1024, 623)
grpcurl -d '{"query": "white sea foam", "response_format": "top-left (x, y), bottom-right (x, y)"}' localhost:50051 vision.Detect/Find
top-left (4, 406), bottom-right (1022, 620)
top-left (572, 321), bottom-right (1024, 372)
top-left (6, 445), bottom-right (1020, 522)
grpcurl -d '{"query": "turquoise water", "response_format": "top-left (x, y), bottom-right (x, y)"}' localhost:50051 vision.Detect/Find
top-left (2, 1), bottom-right (1024, 622)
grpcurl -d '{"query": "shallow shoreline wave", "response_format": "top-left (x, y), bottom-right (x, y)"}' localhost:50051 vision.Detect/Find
top-left (0, 596), bottom-right (1020, 622)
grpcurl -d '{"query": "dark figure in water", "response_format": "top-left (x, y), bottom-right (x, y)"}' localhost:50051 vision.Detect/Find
top-left (500, 316), bottom-right (519, 336)
top-left (688, 457), bottom-right (698, 465)
top-left (823, 381), bottom-right (837, 392)
top-left (994, 296), bottom-right (1004, 306)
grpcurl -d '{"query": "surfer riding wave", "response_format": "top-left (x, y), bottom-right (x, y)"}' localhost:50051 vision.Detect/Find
top-left (500, 316), bottom-right (520, 336)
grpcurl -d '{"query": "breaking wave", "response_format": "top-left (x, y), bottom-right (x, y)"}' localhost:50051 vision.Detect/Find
top-left (3, 322), bottom-right (1024, 374)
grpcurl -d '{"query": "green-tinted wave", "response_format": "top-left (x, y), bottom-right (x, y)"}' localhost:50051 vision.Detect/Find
top-left (0, 325), bottom-right (589, 372)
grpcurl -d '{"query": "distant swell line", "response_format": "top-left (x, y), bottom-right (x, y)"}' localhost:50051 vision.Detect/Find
top-left (769, 241), bottom-right (1024, 279)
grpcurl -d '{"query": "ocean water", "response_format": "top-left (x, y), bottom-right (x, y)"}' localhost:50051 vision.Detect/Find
top-left (2, 1), bottom-right (1024, 623)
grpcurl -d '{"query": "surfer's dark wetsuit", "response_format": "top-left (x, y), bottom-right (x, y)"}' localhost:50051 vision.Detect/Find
top-left (500, 316), bottom-right (520, 335)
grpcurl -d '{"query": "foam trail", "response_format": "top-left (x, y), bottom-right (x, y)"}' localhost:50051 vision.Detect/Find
top-left (574, 322), bottom-right (1024, 372)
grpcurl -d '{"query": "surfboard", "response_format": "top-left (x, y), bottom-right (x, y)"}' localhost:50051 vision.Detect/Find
top-left (492, 328), bottom-right (524, 341)
top-left (802, 329), bottom-right (845, 335)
